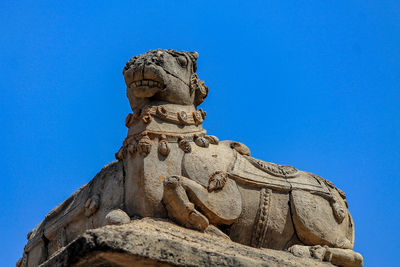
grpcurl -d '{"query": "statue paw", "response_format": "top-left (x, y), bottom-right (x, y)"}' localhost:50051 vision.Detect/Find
top-left (187, 209), bottom-right (209, 231)
top-left (163, 175), bottom-right (209, 232)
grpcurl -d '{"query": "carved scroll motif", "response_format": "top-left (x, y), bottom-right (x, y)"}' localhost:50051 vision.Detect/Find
top-left (251, 188), bottom-right (272, 248)
top-left (245, 156), bottom-right (299, 178)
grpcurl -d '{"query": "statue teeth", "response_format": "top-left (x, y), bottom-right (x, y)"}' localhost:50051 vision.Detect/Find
top-left (131, 80), bottom-right (162, 88)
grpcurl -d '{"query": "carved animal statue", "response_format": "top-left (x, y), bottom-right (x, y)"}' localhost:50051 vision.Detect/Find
top-left (115, 49), bottom-right (363, 267)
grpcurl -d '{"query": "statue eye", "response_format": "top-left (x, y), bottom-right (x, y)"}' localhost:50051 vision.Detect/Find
top-left (177, 56), bottom-right (188, 68)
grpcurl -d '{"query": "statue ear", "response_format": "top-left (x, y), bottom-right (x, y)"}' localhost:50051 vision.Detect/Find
top-left (187, 51), bottom-right (198, 72)
top-left (190, 73), bottom-right (208, 106)
top-left (190, 51), bottom-right (199, 60)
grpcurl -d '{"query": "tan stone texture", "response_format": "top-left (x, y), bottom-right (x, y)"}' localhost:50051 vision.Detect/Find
top-left (18, 49), bottom-right (363, 267)
top-left (40, 218), bottom-right (335, 267)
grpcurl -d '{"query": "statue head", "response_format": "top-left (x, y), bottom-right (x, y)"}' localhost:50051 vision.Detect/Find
top-left (123, 49), bottom-right (208, 110)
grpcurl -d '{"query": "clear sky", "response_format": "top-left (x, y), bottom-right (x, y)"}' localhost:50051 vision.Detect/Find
top-left (1, 1), bottom-right (399, 266)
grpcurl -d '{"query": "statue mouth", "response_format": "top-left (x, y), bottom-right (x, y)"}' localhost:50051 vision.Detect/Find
top-left (130, 79), bottom-right (163, 89)
top-left (129, 79), bottom-right (165, 98)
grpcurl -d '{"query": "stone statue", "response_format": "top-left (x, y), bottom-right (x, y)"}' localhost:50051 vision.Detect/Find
top-left (117, 49), bottom-right (362, 267)
top-left (18, 49), bottom-right (363, 267)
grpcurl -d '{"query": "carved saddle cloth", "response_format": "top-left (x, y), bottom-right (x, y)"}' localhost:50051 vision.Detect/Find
top-left (228, 153), bottom-right (353, 248)
top-left (228, 153), bottom-right (330, 196)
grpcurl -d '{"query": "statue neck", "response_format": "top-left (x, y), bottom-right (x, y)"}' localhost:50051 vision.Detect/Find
top-left (136, 102), bottom-right (198, 114)
top-left (126, 102), bottom-right (207, 137)
top-left (115, 102), bottom-right (210, 161)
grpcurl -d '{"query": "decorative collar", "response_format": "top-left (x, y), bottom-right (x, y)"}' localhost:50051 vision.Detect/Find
top-left (125, 105), bottom-right (206, 128)
top-left (115, 129), bottom-right (219, 160)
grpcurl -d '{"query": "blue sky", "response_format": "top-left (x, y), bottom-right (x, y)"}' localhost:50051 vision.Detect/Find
top-left (1, 1), bottom-right (399, 266)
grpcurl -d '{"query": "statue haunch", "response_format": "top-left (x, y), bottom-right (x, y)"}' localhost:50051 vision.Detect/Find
top-left (117, 49), bottom-right (363, 267)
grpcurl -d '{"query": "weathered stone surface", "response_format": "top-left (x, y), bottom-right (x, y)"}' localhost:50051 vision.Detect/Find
top-left (40, 218), bottom-right (334, 267)
top-left (20, 161), bottom-right (125, 267)
top-left (19, 49), bottom-right (363, 267)
top-left (290, 189), bottom-right (353, 249)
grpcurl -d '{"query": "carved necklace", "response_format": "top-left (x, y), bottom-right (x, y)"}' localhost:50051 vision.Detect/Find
top-left (117, 105), bottom-right (218, 160)
top-left (115, 129), bottom-right (219, 160)
top-left (125, 106), bottom-right (207, 128)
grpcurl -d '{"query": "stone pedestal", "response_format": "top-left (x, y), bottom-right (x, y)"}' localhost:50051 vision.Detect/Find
top-left (39, 218), bottom-right (333, 267)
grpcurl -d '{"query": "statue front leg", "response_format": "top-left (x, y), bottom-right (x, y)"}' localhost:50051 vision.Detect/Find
top-left (163, 173), bottom-right (242, 230)
top-left (163, 176), bottom-right (209, 231)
